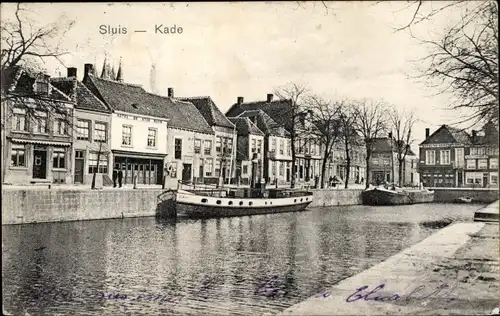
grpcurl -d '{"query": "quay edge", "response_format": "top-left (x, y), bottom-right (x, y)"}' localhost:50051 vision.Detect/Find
top-left (279, 219), bottom-right (499, 316)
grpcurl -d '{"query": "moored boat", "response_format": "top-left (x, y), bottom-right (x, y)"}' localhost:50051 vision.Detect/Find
top-left (362, 187), bottom-right (435, 206)
top-left (156, 185), bottom-right (314, 218)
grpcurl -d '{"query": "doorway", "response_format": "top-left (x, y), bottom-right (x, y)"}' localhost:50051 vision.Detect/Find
top-left (74, 150), bottom-right (84, 183)
top-left (182, 163), bottom-right (192, 182)
top-left (33, 150), bottom-right (47, 179)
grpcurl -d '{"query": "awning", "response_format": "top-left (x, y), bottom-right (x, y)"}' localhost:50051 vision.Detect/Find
top-left (10, 138), bottom-right (71, 147)
top-left (112, 150), bottom-right (166, 160)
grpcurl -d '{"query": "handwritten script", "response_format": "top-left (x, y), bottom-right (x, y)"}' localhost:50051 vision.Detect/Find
top-left (316, 283), bottom-right (457, 304)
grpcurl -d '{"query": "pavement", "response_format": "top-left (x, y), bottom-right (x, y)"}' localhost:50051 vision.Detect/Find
top-left (474, 201), bottom-right (500, 222)
top-left (1, 182), bottom-right (369, 191)
top-left (280, 220), bottom-right (500, 315)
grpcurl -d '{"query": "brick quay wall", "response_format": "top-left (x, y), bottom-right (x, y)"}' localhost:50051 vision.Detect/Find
top-left (2, 187), bottom-right (496, 225)
top-left (1, 187), bottom-right (363, 225)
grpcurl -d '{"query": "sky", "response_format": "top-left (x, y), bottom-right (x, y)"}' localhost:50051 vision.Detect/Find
top-left (1, 1), bottom-right (477, 150)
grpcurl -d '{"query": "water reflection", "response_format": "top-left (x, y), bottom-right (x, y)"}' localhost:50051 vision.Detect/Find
top-left (3, 203), bottom-right (478, 315)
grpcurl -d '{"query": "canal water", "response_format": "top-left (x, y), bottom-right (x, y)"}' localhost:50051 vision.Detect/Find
top-left (2, 203), bottom-right (482, 315)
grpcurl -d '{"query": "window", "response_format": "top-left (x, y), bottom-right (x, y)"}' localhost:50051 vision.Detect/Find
top-left (470, 147), bottom-right (486, 156)
top-left (455, 148), bottom-right (464, 167)
top-left (226, 138), bottom-right (233, 154)
top-left (77, 119), bottom-right (90, 140)
top-left (466, 159), bottom-right (476, 169)
top-left (478, 159), bottom-right (488, 169)
top-left (205, 158), bottom-right (213, 177)
top-left (204, 140), bottom-right (212, 155)
top-left (372, 158), bottom-right (379, 165)
top-left (194, 139), bottom-right (201, 154)
top-left (287, 140), bottom-right (291, 156)
top-left (311, 139), bottom-right (316, 155)
top-left (33, 110), bottom-right (48, 133)
top-left (251, 139), bottom-right (257, 153)
top-left (10, 144), bottom-right (25, 167)
top-left (490, 158), bottom-right (498, 169)
top-left (271, 163), bottom-right (276, 176)
top-left (215, 160), bottom-right (221, 177)
top-left (88, 152), bottom-right (108, 174)
top-left (257, 139), bottom-right (262, 154)
top-left (279, 162), bottom-right (284, 176)
top-left (174, 138), bottom-right (182, 159)
top-left (425, 150), bottom-right (435, 165)
top-left (440, 150), bottom-right (451, 165)
top-left (52, 150), bottom-right (66, 169)
top-left (54, 119), bottom-right (67, 135)
top-left (271, 138), bottom-right (276, 153)
top-left (12, 108), bottom-right (26, 131)
top-left (34, 77), bottom-right (49, 94)
top-left (122, 125), bottom-right (132, 146)
top-left (491, 174), bottom-right (498, 184)
top-left (147, 128), bottom-right (157, 148)
top-left (216, 137), bottom-right (222, 153)
top-left (242, 165), bottom-right (248, 174)
top-left (95, 122), bottom-right (107, 142)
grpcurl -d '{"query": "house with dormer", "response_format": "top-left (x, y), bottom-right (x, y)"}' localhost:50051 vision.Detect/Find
top-left (178, 96), bottom-right (237, 185)
top-left (234, 109), bottom-right (292, 185)
top-left (464, 122), bottom-right (498, 187)
top-left (226, 93), bottom-right (322, 186)
top-left (228, 117), bottom-right (265, 186)
top-left (51, 66), bottom-right (113, 185)
top-left (83, 65), bottom-right (215, 185)
top-left (2, 67), bottom-right (75, 184)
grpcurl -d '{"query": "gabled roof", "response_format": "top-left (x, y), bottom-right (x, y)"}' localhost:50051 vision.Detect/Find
top-left (1, 66), bottom-right (72, 102)
top-left (237, 109), bottom-right (291, 137)
top-left (372, 137), bottom-right (416, 156)
top-left (83, 74), bottom-right (213, 134)
top-left (178, 96), bottom-right (234, 129)
top-left (372, 138), bottom-right (393, 153)
top-left (51, 77), bottom-right (111, 113)
top-left (420, 125), bottom-right (472, 146)
top-left (228, 117), bottom-right (265, 136)
top-left (226, 99), bottom-right (294, 132)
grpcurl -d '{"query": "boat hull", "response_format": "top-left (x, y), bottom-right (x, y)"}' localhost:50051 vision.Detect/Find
top-left (157, 190), bottom-right (314, 218)
top-left (362, 188), bottom-right (435, 206)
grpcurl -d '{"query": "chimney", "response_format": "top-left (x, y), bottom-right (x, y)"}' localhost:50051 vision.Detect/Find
top-left (67, 67), bottom-right (77, 78)
top-left (425, 128), bottom-right (430, 139)
top-left (84, 63), bottom-right (94, 78)
top-left (167, 87), bottom-right (174, 98)
top-left (237, 96), bottom-right (244, 104)
top-left (472, 130), bottom-right (477, 142)
top-left (267, 93), bottom-right (273, 102)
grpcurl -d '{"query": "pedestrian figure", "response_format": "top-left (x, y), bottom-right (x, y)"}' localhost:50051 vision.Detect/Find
top-left (112, 166), bottom-right (118, 188)
top-left (118, 168), bottom-right (124, 188)
top-left (329, 176), bottom-right (333, 188)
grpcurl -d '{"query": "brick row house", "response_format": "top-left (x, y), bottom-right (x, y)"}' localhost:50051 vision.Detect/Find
top-left (418, 123), bottom-right (498, 188)
top-left (51, 67), bottom-right (113, 185)
top-left (228, 117), bottom-right (265, 185)
top-left (226, 94), bottom-right (323, 186)
top-left (178, 96), bottom-right (237, 185)
top-left (2, 67), bottom-right (75, 184)
top-left (369, 136), bottom-right (418, 186)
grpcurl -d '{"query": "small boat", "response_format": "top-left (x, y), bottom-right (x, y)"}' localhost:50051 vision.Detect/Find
top-left (455, 197), bottom-right (474, 203)
top-left (156, 183), bottom-right (314, 218)
top-left (362, 187), bottom-right (435, 206)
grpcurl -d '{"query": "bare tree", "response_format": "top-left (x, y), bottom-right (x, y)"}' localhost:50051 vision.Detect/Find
top-left (393, 1), bottom-right (499, 127)
top-left (353, 99), bottom-right (389, 189)
top-left (274, 83), bottom-right (309, 188)
top-left (1, 3), bottom-right (75, 183)
top-left (338, 104), bottom-right (359, 189)
top-left (305, 95), bottom-right (341, 188)
top-left (389, 107), bottom-right (417, 187)
top-left (1, 3), bottom-right (75, 125)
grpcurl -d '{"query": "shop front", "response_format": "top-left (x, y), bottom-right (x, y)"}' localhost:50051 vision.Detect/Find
top-left (112, 150), bottom-right (166, 185)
